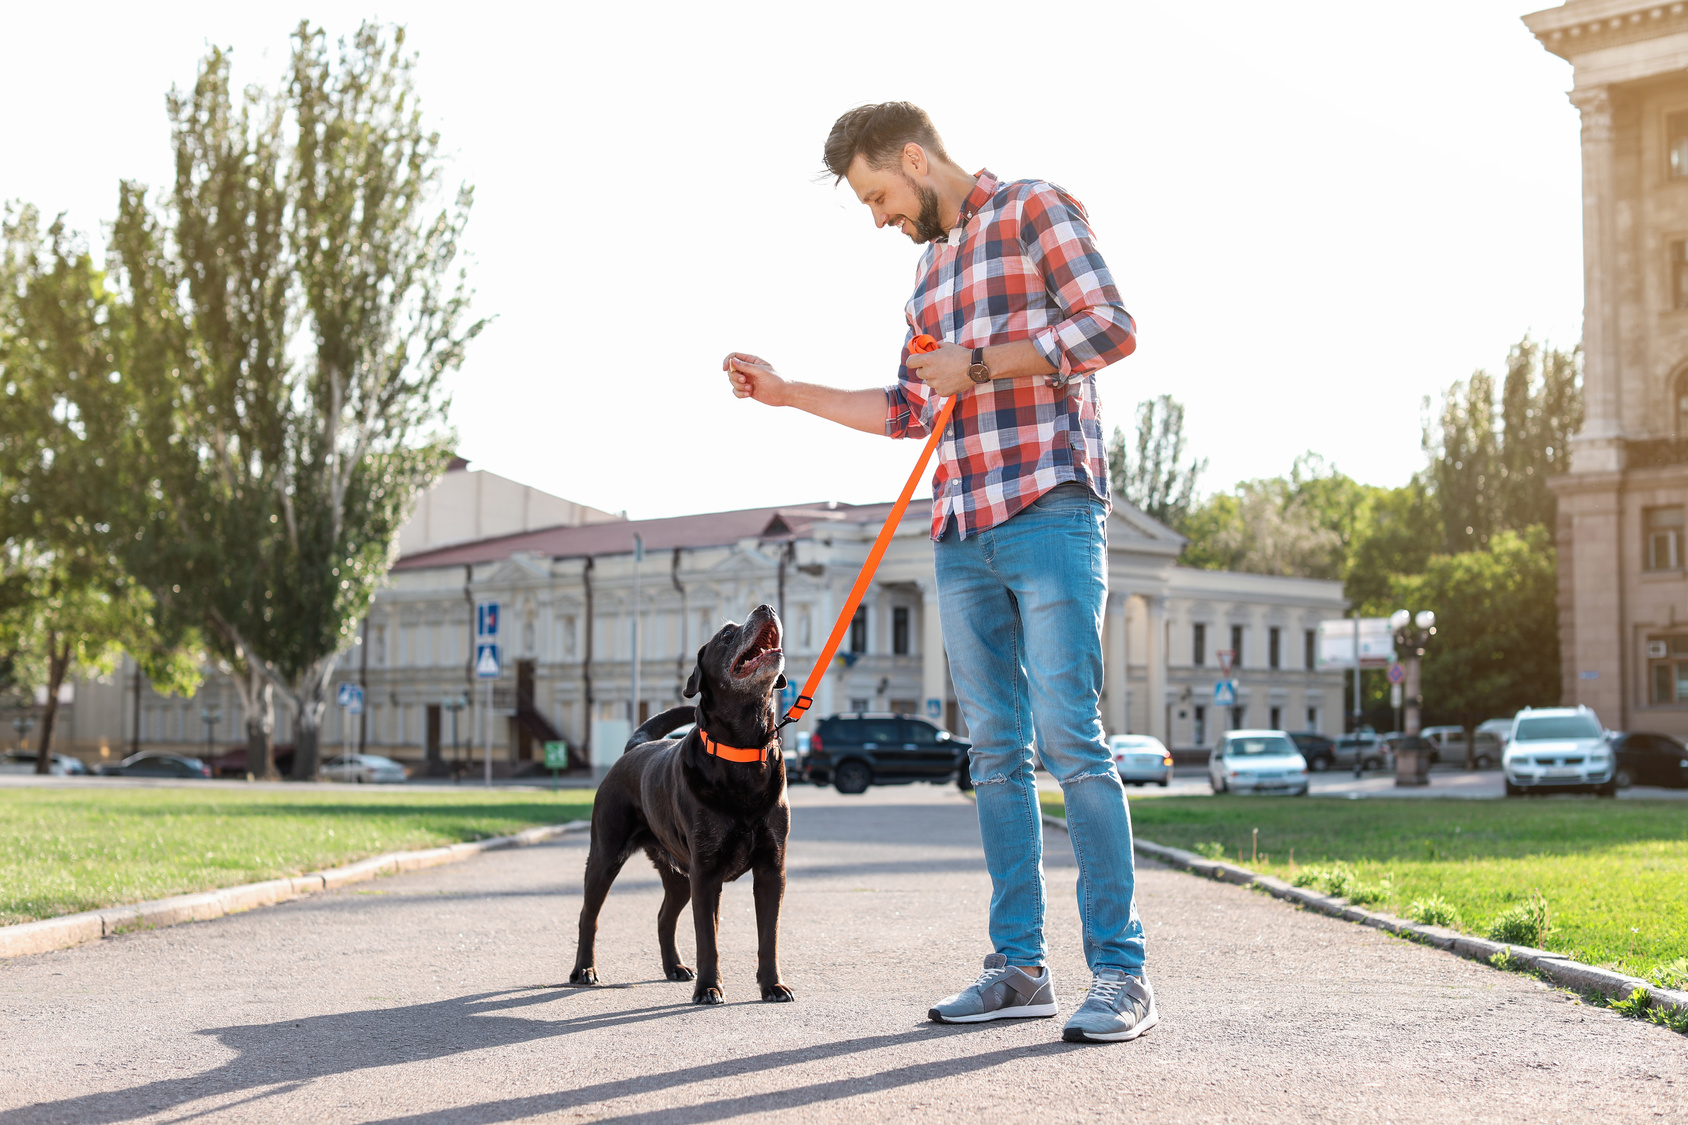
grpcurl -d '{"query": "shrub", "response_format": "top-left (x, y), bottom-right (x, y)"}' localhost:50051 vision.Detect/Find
top-left (1648, 957), bottom-right (1688, 991)
top-left (1405, 895), bottom-right (1462, 929)
top-left (1289, 862), bottom-right (1391, 905)
top-left (1487, 892), bottom-right (1552, 948)
top-left (1193, 841), bottom-right (1225, 860)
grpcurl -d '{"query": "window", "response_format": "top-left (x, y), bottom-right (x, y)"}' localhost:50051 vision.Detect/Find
top-left (1673, 240), bottom-right (1688, 309)
top-left (1268, 627), bottom-right (1281, 670)
top-left (889, 698), bottom-right (918, 715)
top-left (1230, 625), bottom-right (1244, 668)
top-left (1306, 705), bottom-right (1318, 730)
top-left (1230, 705), bottom-right (1246, 730)
top-left (1648, 635), bottom-right (1688, 702)
top-left (1305, 629), bottom-right (1316, 670)
top-left (892, 606), bottom-right (910, 655)
top-left (848, 698), bottom-right (871, 713)
top-left (1192, 623), bottom-right (1206, 666)
top-left (1269, 706), bottom-right (1282, 730)
top-left (850, 607), bottom-right (867, 653)
top-left (1193, 705), bottom-right (1206, 746)
top-left (1647, 506), bottom-right (1684, 571)
top-left (902, 719), bottom-right (941, 745)
top-left (1671, 111), bottom-right (1688, 178)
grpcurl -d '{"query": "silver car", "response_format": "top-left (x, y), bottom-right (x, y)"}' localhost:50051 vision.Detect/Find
top-left (1108, 735), bottom-right (1172, 787)
top-left (319, 754), bottom-right (409, 784)
top-left (1208, 730), bottom-right (1309, 796)
top-left (1503, 706), bottom-right (1614, 796)
top-left (0, 751), bottom-right (89, 775)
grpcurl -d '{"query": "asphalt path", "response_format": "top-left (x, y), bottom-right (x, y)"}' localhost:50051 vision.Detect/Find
top-left (2, 783), bottom-right (1685, 1124)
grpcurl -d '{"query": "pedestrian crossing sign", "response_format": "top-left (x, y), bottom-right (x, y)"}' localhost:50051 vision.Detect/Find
top-left (475, 643), bottom-right (501, 679)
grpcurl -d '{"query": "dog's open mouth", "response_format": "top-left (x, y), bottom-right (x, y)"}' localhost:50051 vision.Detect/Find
top-left (731, 621), bottom-right (783, 679)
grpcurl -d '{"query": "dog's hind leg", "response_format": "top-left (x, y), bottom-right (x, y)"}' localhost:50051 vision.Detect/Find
top-left (753, 862), bottom-right (794, 1001)
top-left (654, 862), bottom-right (695, 982)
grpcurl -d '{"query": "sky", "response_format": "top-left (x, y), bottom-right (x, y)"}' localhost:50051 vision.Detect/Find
top-left (1, 0), bottom-right (1583, 520)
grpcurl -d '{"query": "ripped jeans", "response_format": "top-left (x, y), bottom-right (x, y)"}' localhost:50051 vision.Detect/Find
top-left (935, 483), bottom-right (1145, 976)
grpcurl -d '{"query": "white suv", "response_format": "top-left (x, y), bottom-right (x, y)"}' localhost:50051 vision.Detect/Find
top-left (1503, 706), bottom-right (1615, 797)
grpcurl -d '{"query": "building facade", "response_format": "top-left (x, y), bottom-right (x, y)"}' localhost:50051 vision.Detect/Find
top-left (1526, 2), bottom-right (1688, 737)
top-left (50, 472), bottom-right (1346, 770)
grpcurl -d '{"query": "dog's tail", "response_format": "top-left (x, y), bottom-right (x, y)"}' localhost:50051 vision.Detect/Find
top-left (627, 705), bottom-right (696, 752)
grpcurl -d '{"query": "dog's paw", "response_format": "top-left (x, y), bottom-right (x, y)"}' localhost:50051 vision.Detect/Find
top-left (760, 983), bottom-right (796, 1003)
top-left (568, 967), bottom-right (598, 986)
top-left (691, 985), bottom-right (724, 1005)
top-left (665, 964), bottom-right (696, 982)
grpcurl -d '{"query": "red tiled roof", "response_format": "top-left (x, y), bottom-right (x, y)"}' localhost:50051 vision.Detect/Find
top-left (392, 499), bottom-right (932, 571)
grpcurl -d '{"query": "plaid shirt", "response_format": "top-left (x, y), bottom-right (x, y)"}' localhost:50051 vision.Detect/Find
top-left (884, 169), bottom-right (1136, 539)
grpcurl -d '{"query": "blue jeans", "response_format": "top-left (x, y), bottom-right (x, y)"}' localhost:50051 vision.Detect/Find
top-left (935, 484), bottom-right (1145, 977)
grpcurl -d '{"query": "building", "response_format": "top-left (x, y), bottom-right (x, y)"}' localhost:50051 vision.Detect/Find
top-left (50, 465), bottom-right (1345, 771)
top-left (1525, 2), bottom-right (1688, 736)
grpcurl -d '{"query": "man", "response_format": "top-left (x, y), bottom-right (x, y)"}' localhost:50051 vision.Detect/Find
top-left (722, 102), bottom-right (1153, 1044)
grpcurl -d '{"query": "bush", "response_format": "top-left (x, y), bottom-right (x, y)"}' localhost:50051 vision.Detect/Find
top-left (1291, 862), bottom-right (1391, 905)
top-left (1193, 841), bottom-right (1225, 860)
top-left (1405, 895), bottom-right (1462, 929)
top-left (1487, 892), bottom-right (1552, 948)
top-left (1648, 957), bottom-right (1688, 991)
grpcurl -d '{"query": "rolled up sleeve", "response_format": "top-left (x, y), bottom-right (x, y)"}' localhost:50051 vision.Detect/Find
top-left (884, 335), bottom-right (934, 439)
top-left (1020, 184), bottom-right (1137, 385)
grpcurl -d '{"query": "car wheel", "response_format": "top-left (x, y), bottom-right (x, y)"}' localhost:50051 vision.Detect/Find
top-left (1159, 778), bottom-right (1169, 788)
top-left (1294, 785), bottom-right (1310, 797)
top-left (355, 774), bottom-right (365, 784)
top-left (1614, 767), bottom-right (1633, 790)
top-left (1475, 754), bottom-right (1495, 770)
top-left (1310, 756), bottom-right (1329, 773)
top-left (1504, 780), bottom-right (1521, 797)
top-left (833, 761), bottom-right (872, 795)
top-left (1595, 781), bottom-right (1617, 798)
top-left (956, 768), bottom-right (973, 793)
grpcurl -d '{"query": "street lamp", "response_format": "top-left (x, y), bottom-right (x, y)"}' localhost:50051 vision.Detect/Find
top-left (1390, 610), bottom-right (1437, 786)
top-left (200, 706), bottom-right (222, 763)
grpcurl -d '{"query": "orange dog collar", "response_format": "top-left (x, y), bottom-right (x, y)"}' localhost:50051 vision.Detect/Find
top-left (698, 729), bottom-right (769, 764)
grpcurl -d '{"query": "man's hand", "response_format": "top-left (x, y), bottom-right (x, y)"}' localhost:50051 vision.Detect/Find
top-left (905, 342), bottom-right (975, 397)
top-left (723, 352), bottom-right (789, 407)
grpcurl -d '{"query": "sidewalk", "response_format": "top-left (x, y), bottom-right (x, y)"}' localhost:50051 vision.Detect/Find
top-left (1, 783), bottom-right (1683, 1123)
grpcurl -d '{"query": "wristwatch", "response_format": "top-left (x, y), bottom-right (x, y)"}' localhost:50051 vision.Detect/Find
top-left (967, 347), bottom-right (991, 384)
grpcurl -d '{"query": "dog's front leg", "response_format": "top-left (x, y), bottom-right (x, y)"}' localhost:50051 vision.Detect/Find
top-left (689, 870), bottom-right (726, 1004)
top-left (752, 861), bottom-right (794, 1001)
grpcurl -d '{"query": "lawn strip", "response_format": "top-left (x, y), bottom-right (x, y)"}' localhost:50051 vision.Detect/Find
top-left (0, 786), bottom-right (595, 925)
top-left (1040, 791), bottom-right (1688, 976)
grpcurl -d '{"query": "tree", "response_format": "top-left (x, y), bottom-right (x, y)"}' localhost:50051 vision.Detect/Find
top-left (113, 24), bottom-right (484, 779)
top-left (1344, 475), bottom-right (1441, 615)
top-left (1426, 368), bottom-right (1499, 553)
top-left (1179, 454), bottom-right (1372, 580)
top-left (1390, 527), bottom-right (1560, 760)
top-left (1109, 394), bottom-right (1205, 528)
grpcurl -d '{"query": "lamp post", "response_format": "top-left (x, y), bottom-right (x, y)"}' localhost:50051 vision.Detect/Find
top-left (200, 706), bottom-right (222, 763)
top-left (1389, 609), bottom-right (1436, 787)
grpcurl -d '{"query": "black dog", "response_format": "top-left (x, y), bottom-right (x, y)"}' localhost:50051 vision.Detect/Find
top-left (569, 604), bottom-right (794, 1004)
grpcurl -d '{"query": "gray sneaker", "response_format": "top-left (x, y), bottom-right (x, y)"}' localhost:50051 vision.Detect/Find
top-left (1062, 970), bottom-right (1158, 1042)
top-left (928, 954), bottom-right (1059, 1023)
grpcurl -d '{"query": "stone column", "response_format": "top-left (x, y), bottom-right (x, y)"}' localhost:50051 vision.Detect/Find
top-left (919, 581), bottom-right (946, 725)
top-left (1105, 592), bottom-right (1130, 735)
top-left (1146, 595), bottom-right (1168, 742)
top-left (1568, 85), bottom-right (1623, 470)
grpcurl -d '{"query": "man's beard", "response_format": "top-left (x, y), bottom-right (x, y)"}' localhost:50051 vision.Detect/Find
top-left (906, 175), bottom-right (946, 244)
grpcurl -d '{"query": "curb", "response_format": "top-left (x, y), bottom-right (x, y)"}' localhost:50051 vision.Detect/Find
top-left (1039, 811), bottom-right (1688, 1022)
top-left (0, 820), bottom-right (589, 960)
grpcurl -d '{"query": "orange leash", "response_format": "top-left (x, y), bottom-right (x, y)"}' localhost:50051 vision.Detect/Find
top-left (782, 334), bottom-right (956, 726)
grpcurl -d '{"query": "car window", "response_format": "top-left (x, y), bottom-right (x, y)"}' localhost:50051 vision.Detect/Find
top-left (823, 720), bottom-right (861, 743)
top-left (1514, 714), bottom-right (1602, 741)
top-left (1226, 736), bottom-right (1297, 757)
top-left (859, 719), bottom-right (900, 744)
top-left (901, 721), bottom-right (941, 746)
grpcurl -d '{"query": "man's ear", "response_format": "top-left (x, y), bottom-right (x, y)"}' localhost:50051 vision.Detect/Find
top-left (774, 673), bottom-right (787, 690)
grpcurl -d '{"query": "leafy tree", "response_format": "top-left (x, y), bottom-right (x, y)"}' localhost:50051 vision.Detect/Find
top-left (1179, 454), bottom-right (1372, 580)
top-left (1109, 394), bottom-right (1205, 528)
top-left (1345, 475), bottom-right (1441, 615)
top-left (1426, 368), bottom-right (1499, 553)
top-left (1390, 527), bottom-right (1560, 761)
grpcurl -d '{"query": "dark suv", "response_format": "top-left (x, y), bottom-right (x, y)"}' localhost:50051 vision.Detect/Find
top-left (805, 713), bottom-right (971, 794)
top-left (1286, 731), bottom-right (1335, 771)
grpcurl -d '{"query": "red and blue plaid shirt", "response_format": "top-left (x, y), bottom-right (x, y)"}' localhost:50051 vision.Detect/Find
top-left (884, 169), bottom-right (1136, 539)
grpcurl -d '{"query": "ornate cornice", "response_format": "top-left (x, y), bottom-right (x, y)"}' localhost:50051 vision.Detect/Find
top-left (1525, 2), bottom-right (1688, 61)
top-left (1569, 85), bottom-right (1615, 142)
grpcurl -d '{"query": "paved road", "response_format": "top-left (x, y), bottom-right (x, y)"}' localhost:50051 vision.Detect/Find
top-left (2, 784), bottom-right (1684, 1124)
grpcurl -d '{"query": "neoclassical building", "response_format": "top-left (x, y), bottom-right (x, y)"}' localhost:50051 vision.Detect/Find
top-left (1526, 2), bottom-right (1688, 736)
top-left (55, 462), bottom-right (1345, 770)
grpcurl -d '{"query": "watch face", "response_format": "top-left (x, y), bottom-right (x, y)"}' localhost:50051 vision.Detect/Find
top-left (968, 363), bottom-right (991, 384)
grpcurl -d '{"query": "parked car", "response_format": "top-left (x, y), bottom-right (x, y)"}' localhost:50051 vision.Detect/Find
top-left (0, 751), bottom-right (90, 775)
top-left (1107, 734), bottom-right (1172, 787)
top-left (319, 754), bottom-right (408, 784)
top-left (1286, 731), bottom-right (1335, 771)
top-left (210, 744), bottom-right (297, 778)
top-left (804, 713), bottom-right (971, 794)
top-left (1333, 733), bottom-right (1391, 771)
top-left (1608, 731), bottom-right (1688, 789)
top-left (1207, 730), bottom-right (1309, 796)
top-left (99, 752), bottom-right (212, 778)
top-left (1475, 718), bottom-right (1514, 751)
top-left (1420, 725), bottom-right (1501, 768)
top-left (1503, 706), bottom-right (1614, 797)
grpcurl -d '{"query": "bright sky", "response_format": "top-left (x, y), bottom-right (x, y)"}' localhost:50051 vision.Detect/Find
top-left (3, 1), bottom-right (1581, 519)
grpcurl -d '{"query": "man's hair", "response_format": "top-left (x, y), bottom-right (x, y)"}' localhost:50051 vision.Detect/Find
top-left (822, 102), bottom-right (952, 183)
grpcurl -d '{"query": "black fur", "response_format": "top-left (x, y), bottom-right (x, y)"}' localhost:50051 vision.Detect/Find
top-left (568, 604), bottom-right (795, 1004)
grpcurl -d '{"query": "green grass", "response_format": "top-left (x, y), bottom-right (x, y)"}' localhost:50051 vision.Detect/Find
top-left (1039, 792), bottom-right (1688, 979)
top-left (0, 787), bottom-right (595, 926)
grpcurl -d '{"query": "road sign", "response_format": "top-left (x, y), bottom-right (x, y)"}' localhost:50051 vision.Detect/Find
top-left (1217, 649), bottom-right (1235, 675)
top-left (927, 697), bottom-right (942, 719)
top-left (337, 682), bottom-right (355, 706)
top-left (543, 740), bottom-right (568, 769)
top-left (1390, 683), bottom-right (1403, 708)
top-left (336, 683), bottom-right (364, 714)
top-left (474, 643), bottom-right (501, 679)
top-left (1387, 662), bottom-right (1406, 685)
top-left (476, 602), bottom-right (500, 638)
top-left (1214, 681), bottom-right (1236, 707)
top-left (1315, 619), bottom-right (1397, 669)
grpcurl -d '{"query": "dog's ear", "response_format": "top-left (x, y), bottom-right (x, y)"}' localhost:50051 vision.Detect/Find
top-left (774, 673), bottom-right (787, 690)
top-left (683, 644), bottom-right (706, 699)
